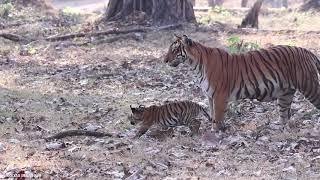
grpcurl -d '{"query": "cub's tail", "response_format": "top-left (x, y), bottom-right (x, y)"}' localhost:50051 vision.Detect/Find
top-left (308, 49), bottom-right (320, 74)
top-left (198, 104), bottom-right (211, 121)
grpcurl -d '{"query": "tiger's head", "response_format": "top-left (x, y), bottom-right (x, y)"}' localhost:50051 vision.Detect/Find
top-left (129, 105), bottom-right (146, 125)
top-left (164, 34), bottom-right (193, 67)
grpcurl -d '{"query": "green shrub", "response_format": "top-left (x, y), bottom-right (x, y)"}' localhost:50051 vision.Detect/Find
top-left (62, 6), bottom-right (81, 15)
top-left (0, 2), bottom-right (14, 18)
top-left (58, 6), bottom-right (82, 26)
top-left (226, 36), bottom-right (260, 53)
top-left (197, 15), bottom-right (211, 25)
top-left (210, 6), bottom-right (230, 16)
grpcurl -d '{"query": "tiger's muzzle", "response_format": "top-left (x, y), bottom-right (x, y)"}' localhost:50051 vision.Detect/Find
top-left (169, 60), bottom-right (181, 67)
top-left (169, 55), bottom-right (186, 67)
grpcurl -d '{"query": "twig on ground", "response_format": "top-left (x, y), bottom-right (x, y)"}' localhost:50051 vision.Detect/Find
top-left (45, 130), bottom-right (113, 141)
top-left (125, 169), bottom-right (143, 180)
top-left (92, 33), bottom-right (143, 45)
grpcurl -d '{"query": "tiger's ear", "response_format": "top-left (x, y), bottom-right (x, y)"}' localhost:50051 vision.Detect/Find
top-left (182, 35), bottom-right (193, 46)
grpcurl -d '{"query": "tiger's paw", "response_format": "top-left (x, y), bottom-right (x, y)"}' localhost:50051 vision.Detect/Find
top-left (131, 134), bottom-right (141, 140)
top-left (189, 132), bottom-right (200, 138)
top-left (201, 129), bottom-right (223, 145)
top-left (216, 123), bottom-right (227, 132)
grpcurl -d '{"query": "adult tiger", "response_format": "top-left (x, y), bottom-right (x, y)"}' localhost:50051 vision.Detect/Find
top-left (164, 34), bottom-right (320, 131)
top-left (129, 100), bottom-right (210, 138)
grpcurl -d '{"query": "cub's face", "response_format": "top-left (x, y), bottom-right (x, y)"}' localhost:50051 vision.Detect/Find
top-left (129, 106), bottom-right (145, 125)
top-left (164, 37), bottom-right (187, 67)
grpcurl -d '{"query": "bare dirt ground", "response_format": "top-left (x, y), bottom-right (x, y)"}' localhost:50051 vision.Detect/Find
top-left (50, 0), bottom-right (109, 14)
top-left (0, 1), bottom-right (320, 179)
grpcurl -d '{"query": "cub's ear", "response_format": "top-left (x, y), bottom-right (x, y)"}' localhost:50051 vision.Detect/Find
top-left (139, 105), bottom-right (145, 108)
top-left (131, 105), bottom-right (145, 113)
top-left (182, 35), bottom-right (193, 46)
top-left (130, 105), bottom-right (137, 112)
top-left (174, 34), bottom-right (182, 41)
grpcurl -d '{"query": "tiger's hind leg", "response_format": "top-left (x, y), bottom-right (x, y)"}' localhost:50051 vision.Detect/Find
top-left (278, 89), bottom-right (296, 125)
top-left (302, 84), bottom-right (320, 110)
top-left (188, 119), bottom-right (201, 137)
top-left (213, 95), bottom-right (227, 131)
top-left (208, 96), bottom-right (214, 121)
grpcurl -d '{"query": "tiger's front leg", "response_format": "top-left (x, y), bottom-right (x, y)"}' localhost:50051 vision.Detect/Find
top-left (278, 89), bottom-right (296, 127)
top-left (213, 95), bottom-right (227, 131)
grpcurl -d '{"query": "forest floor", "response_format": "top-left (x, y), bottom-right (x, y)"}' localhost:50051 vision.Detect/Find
top-left (0, 1), bottom-right (320, 179)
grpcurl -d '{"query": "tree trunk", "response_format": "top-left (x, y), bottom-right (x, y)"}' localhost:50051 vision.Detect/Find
top-left (239, 0), bottom-right (264, 29)
top-left (267, 0), bottom-right (288, 8)
top-left (282, 0), bottom-right (288, 8)
top-left (190, 0), bottom-right (195, 6)
top-left (264, 0), bottom-right (282, 8)
top-left (208, 0), bottom-right (224, 7)
top-left (241, 0), bottom-right (249, 7)
top-left (103, 0), bottom-right (196, 26)
top-left (299, 0), bottom-right (320, 11)
top-left (217, 0), bottom-right (224, 6)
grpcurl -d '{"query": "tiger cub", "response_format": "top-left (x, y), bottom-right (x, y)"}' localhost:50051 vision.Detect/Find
top-left (129, 100), bottom-right (211, 138)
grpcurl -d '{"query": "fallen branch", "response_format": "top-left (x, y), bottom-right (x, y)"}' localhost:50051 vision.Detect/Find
top-left (45, 28), bottom-right (148, 41)
top-left (154, 23), bottom-right (183, 31)
top-left (0, 33), bottom-right (29, 42)
top-left (0, 22), bottom-right (30, 30)
top-left (92, 33), bottom-right (143, 45)
top-left (45, 130), bottom-right (113, 141)
top-left (1, 24), bottom-right (183, 43)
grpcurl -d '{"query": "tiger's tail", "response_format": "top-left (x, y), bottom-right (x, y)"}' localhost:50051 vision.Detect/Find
top-left (315, 55), bottom-right (320, 74)
top-left (309, 50), bottom-right (320, 74)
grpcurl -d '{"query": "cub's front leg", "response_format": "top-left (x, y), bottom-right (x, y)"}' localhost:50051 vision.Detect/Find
top-left (189, 119), bottom-right (201, 137)
top-left (133, 123), bottom-right (152, 139)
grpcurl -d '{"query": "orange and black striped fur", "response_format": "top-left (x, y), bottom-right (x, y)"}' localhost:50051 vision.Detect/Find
top-left (129, 100), bottom-right (210, 138)
top-left (164, 35), bottom-right (320, 131)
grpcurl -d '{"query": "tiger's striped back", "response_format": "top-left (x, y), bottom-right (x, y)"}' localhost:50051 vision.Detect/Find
top-left (164, 34), bottom-right (320, 131)
top-left (130, 100), bottom-right (210, 138)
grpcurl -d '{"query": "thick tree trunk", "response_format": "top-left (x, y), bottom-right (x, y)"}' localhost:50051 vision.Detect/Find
top-left (103, 0), bottom-right (196, 26)
top-left (239, 0), bottom-right (264, 29)
top-left (241, 0), bottom-right (249, 7)
top-left (299, 0), bottom-right (320, 11)
top-left (190, 0), bottom-right (195, 6)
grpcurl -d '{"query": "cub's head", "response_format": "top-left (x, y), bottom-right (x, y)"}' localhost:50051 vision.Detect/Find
top-left (129, 105), bottom-right (146, 125)
top-left (164, 34), bottom-right (193, 67)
